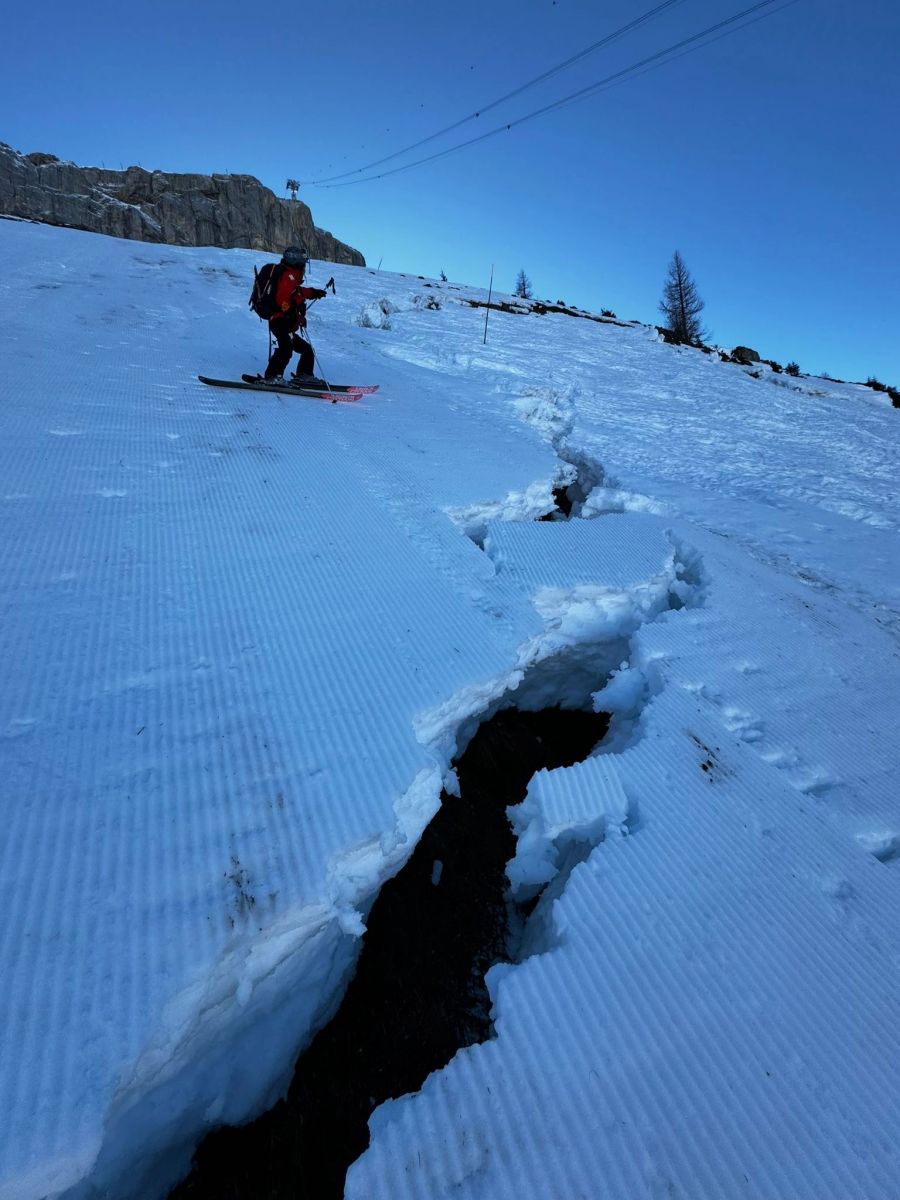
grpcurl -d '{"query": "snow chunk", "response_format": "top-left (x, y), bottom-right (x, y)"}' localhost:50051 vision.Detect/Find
top-left (581, 484), bottom-right (666, 517)
top-left (355, 298), bottom-right (396, 329)
top-left (856, 829), bottom-right (900, 863)
top-left (446, 476), bottom-right (567, 547)
top-left (512, 385), bottom-right (577, 444)
top-left (508, 755), bottom-right (632, 903)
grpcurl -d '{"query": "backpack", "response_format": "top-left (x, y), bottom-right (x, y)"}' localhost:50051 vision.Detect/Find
top-left (249, 262), bottom-right (287, 320)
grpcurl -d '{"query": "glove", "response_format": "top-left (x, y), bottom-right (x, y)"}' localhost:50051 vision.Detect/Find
top-left (312, 288), bottom-right (328, 300)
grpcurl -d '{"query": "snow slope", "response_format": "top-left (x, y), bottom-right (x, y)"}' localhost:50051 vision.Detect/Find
top-left (1, 219), bottom-right (899, 1199)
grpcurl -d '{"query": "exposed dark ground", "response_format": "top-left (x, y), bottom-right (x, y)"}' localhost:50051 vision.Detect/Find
top-left (170, 705), bottom-right (609, 1199)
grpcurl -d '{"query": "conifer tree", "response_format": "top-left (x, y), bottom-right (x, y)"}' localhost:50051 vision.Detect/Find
top-left (515, 269), bottom-right (533, 299)
top-left (659, 251), bottom-right (706, 344)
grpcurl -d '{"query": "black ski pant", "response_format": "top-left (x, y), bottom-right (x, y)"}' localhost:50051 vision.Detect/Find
top-left (265, 315), bottom-right (315, 378)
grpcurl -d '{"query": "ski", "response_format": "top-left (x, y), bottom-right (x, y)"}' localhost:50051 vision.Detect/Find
top-left (241, 373), bottom-right (378, 395)
top-left (197, 376), bottom-right (375, 403)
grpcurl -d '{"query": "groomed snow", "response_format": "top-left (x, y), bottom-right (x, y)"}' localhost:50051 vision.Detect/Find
top-left (1, 219), bottom-right (899, 1199)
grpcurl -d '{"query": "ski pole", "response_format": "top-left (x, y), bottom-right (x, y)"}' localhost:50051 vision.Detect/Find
top-left (303, 277), bottom-right (335, 386)
top-left (298, 327), bottom-right (334, 399)
top-left (310, 341), bottom-right (332, 391)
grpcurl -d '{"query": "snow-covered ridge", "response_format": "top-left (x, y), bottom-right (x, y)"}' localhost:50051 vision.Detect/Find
top-left (1, 220), bottom-right (899, 1200)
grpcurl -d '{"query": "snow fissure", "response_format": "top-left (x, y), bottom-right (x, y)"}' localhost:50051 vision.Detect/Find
top-left (168, 501), bottom-right (700, 1199)
top-left (157, 482), bottom-right (766, 1199)
top-left (451, 386), bottom-right (665, 542)
top-left (168, 705), bottom-right (609, 1200)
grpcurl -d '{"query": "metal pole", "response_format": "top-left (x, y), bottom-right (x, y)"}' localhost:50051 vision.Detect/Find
top-left (483, 263), bottom-right (494, 345)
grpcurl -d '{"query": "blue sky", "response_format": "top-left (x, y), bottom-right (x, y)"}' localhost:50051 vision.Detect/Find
top-left (3, 0), bottom-right (898, 382)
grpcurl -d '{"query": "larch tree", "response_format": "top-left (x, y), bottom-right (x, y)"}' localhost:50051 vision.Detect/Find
top-left (659, 250), bottom-right (707, 344)
top-left (515, 269), bottom-right (533, 299)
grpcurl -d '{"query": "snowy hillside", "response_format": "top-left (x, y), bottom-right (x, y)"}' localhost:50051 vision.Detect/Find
top-left (1, 219), bottom-right (899, 1200)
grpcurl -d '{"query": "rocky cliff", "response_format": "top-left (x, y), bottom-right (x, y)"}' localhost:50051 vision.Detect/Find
top-left (0, 143), bottom-right (365, 265)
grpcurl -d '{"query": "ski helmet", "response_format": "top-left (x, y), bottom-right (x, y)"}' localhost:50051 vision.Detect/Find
top-left (282, 244), bottom-right (308, 267)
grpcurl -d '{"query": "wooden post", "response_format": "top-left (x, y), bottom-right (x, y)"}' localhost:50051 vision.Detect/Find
top-left (483, 263), bottom-right (494, 345)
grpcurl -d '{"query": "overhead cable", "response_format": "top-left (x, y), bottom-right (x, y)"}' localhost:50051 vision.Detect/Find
top-left (309, 0), bottom-right (799, 189)
top-left (302, 0), bottom-right (691, 184)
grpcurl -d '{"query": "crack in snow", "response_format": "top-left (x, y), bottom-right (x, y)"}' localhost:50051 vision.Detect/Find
top-left (168, 501), bottom-right (705, 1200)
top-left (169, 706), bottom-right (610, 1200)
top-left (154, 373), bottom-right (708, 1199)
top-left (447, 385), bottom-right (666, 549)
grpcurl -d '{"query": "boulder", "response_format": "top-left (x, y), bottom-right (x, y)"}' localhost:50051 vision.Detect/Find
top-left (732, 345), bottom-right (761, 364)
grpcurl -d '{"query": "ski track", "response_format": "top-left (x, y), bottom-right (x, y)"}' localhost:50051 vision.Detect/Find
top-left (1, 221), bottom-right (899, 1200)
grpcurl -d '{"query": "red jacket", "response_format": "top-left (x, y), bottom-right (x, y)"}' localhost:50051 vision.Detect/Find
top-left (271, 267), bottom-right (324, 326)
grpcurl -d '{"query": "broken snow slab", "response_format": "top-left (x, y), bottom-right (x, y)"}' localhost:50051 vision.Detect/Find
top-left (507, 753), bottom-right (632, 903)
top-left (483, 512), bottom-right (674, 592)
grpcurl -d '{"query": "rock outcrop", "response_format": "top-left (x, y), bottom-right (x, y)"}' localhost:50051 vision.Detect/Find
top-left (0, 143), bottom-right (365, 266)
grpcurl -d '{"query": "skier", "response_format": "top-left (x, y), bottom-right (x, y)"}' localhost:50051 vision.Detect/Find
top-left (201, 248), bottom-right (377, 398)
top-left (255, 245), bottom-right (329, 383)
